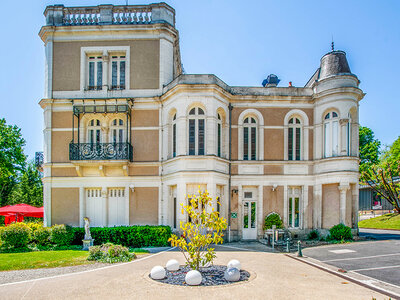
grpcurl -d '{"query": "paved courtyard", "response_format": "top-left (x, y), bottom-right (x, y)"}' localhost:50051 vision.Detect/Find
top-left (302, 239), bottom-right (400, 298)
top-left (0, 246), bottom-right (386, 300)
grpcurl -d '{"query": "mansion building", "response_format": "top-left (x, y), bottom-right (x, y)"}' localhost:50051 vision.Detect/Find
top-left (40, 3), bottom-right (363, 240)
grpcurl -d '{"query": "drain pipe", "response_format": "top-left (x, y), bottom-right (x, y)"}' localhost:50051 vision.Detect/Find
top-left (228, 103), bottom-right (233, 242)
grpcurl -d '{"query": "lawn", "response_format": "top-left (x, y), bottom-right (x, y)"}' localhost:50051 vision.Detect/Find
top-left (0, 250), bottom-right (90, 271)
top-left (358, 213), bottom-right (400, 230)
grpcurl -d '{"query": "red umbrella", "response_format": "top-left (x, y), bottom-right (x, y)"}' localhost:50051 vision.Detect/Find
top-left (0, 204), bottom-right (43, 225)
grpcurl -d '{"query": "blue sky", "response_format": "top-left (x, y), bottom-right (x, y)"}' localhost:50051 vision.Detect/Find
top-left (1, 0), bottom-right (399, 159)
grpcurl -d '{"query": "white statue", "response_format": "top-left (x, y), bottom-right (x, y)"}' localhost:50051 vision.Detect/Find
top-left (84, 217), bottom-right (91, 240)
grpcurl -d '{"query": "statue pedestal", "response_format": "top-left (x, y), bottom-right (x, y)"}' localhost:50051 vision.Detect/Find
top-left (82, 239), bottom-right (94, 251)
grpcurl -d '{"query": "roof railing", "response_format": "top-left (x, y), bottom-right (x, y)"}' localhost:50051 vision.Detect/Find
top-left (44, 3), bottom-right (175, 27)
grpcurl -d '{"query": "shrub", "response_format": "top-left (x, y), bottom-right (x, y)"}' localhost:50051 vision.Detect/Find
top-left (70, 225), bottom-right (171, 248)
top-left (33, 227), bottom-right (51, 246)
top-left (329, 224), bottom-right (352, 241)
top-left (26, 222), bottom-right (43, 233)
top-left (0, 223), bottom-right (31, 248)
top-left (307, 229), bottom-right (319, 240)
top-left (50, 224), bottom-right (73, 246)
top-left (88, 243), bottom-right (135, 263)
top-left (264, 212), bottom-right (283, 230)
top-left (169, 190), bottom-right (227, 270)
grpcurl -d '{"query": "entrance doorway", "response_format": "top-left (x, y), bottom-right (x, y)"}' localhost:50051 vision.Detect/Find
top-left (242, 190), bottom-right (257, 240)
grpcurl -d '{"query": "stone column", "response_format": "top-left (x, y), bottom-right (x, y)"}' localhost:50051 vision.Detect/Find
top-left (176, 116), bottom-right (186, 156)
top-left (43, 181), bottom-right (52, 227)
top-left (102, 51), bottom-right (109, 90)
top-left (303, 186), bottom-right (309, 229)
top-left (339, 184), bottom-right (350, 225)
top-left (177, 182), bottom-right (186, 226)
top-left (257, 185), bottom-right (263, 238)
top-left (339, 118), bottom-right (349, 156)
top-left (125, 186), bottom-right (130, 225)
top-left (283, 185), bottom-right (288, 227)
top-left (207, 182), bottom-right (217, 214)
top-left (238, 185), bottom-right (243, 238)
top-left (102, 187), bottom-right (108, 227)
top-left (352, 183), bottom-right (359, 229)
top-left (79, 187), bottom-right (85, 227)
top-left (207, 116), bottom-right (217, 156)
top-left (313, 184), bottom-right (322, 228)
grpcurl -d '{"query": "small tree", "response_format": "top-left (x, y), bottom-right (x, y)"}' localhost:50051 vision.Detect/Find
top-left (168, 189), bottom-right (227, 271)
top-left (361, 163), bottom-right (400, 214)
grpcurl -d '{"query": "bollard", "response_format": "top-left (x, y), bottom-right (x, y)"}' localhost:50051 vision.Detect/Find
top-left (297, 240), bottom-right (303, 257)
top-left (286, 238), bottom-right (290, 253)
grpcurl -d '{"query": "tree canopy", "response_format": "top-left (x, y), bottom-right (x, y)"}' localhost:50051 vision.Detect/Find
top-left (0, 118), bottom-right (26, 206)
top-left (359, 126), bottom-right (381, 174)
top-left (380, 136), bottom-right (400, 176)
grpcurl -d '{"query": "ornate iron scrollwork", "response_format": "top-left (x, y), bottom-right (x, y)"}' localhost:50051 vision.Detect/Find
top-left (69, 143), bottom-right (133, 161)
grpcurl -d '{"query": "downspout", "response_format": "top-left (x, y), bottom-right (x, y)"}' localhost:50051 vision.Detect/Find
top-left (157, 97), bottom-right (164, 225)
top-left (228, 103), bottom-right (233, 242)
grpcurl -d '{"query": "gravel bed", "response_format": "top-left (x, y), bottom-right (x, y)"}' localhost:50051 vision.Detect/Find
top-left (153, 265), bottom-right (250, 286)
top-left (0, 262), bottom-right (111, 284)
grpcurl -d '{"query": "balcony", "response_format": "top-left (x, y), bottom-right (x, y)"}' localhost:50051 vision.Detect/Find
top-left (69, 143), bottom-right (133, 161)
top-left (44, 3), bottom-right (175, 27)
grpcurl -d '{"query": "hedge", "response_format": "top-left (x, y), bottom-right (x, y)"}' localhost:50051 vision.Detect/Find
top-left (70, 225), bottom-right (172, 248)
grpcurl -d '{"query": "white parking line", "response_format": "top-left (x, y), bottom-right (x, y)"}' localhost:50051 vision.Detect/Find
top-left (322, 253), bottom-right (400, 263)
top-left (351, 264), bottom-right (400, 272)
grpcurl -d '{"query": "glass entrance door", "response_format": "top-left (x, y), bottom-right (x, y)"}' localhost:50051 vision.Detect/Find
top-left (242, 201), bottom-right (257, 239)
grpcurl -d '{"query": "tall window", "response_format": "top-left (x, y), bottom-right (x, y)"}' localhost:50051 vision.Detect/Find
top-left (188, 107), bottom-right (205, 155)
top-left (172, 114), bottom-right (177, 157)
top-left (243, 117), bottom-right (257, 160)
top-left (217, 113), bottom-right (222, 157)
top-left (88, 119), bottom-right (102, 144)
top-left (324, 111), bottom-right (339, 157)
top-left (288, 117), bottom-right (301, 160)
top-left (110, 55), bottom-right (126, 90)
top-left (88, 56), bottom-right (103, 90)
top-left (288, 187), bottom-right (301, 228)
top-left (110, 119), bottom-right (125, 143)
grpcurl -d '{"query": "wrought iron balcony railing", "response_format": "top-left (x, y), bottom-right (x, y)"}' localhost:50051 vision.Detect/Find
top-left (69, 142), bottom-right (133, 161)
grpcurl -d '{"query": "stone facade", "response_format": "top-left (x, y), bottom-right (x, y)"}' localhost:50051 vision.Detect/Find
top-left (39, 3), bottom-right (363, 239)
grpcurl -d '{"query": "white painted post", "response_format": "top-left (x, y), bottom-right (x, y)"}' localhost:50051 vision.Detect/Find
top-left (79, 187), bottom-right (85, 227)
top-left (339, 184), bottom-right (350, 225)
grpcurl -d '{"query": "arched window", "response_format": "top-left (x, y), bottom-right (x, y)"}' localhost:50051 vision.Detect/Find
top-left (87, 119), bottom-right (101, 144)
top-left (110, 118), bottom-right (125, 143)
top-left (243, 117), bottom-right (257, 160)
top-left (288, 117), bottom-right (301, 160)
top-left (172, 113), bottom-right (177, 157)
top-left (188, 107), bottom-right (205, 155)
top-left (217, 113), bottom-right (222, 157)
top-left (324, 111), bottom-right (339, 157)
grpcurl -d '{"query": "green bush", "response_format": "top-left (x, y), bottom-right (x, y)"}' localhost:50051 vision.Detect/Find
top-left (26, 222), bottom-right (43, 233)
top-left (70, 225), bottom-right (171, 248)
top-left (264, 213), bottom-right (283, 230)
top-left (0, 223), bottom-right (31, 248)
top-left (88, 243), bottom-right (135, 263)
top-left (329, 224), bottom-right (352, 241)
top-left (33, 227), bottom-right (51, 246)
top-left (307, 229), bottom-right (320, 240)
top-left (50, 224), bottom-right (73, 246)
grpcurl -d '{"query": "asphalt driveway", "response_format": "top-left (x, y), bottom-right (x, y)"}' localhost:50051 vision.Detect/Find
top-left (302, 239), bottom-right (400, 297)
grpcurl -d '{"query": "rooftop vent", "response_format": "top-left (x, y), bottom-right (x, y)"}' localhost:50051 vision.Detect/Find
top-left (262, 74), bottom-right (280, 87)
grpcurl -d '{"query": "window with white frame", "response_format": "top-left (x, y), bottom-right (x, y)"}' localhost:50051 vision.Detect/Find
top-left (88, 56), bottom-right (103, 90)
top-left (217, 113), bottom-right (222, 157)
top-left (110, 118), bottom-right (125, 143)
top-left (288, 187), bottom-right (301, 228)
top-left (172, 113), bottom-right (177, 157)
top-left (81, 46), bottom-right (129, 92)
top-left (243, 117), bottom-right (257, 160)
top-left (110, 55), bottom-right (126, 90)
top-left (188, 107), bottom-right (205, 155)
top-left (288, 117), bottom-right (302, 160)
top-left (324, 111), bottom-right (339, 157)
top-left (87, 119), bottom-right (102, 143)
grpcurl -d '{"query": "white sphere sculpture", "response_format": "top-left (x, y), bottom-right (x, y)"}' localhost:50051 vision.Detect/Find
top-left (185, 270), bottom-right (202, 286)
top-left (150, 266), bottom-right (166, 280)
top-left (166, 259), bottom-right (180, 271)
top-left (224, 267), bottom-right (240, 282)
top-left (227, 259), bottom-right (241, 270)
